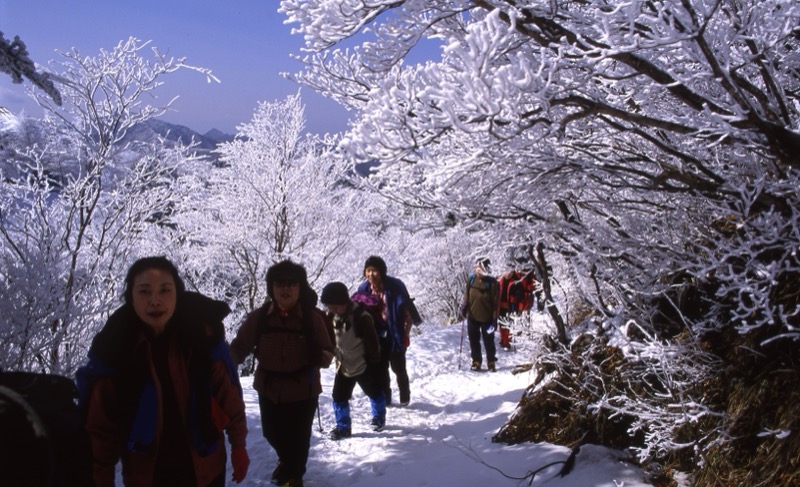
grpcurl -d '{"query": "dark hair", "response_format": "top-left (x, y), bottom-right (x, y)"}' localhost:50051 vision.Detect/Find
top-left (123, 256), bottom-right (186, 305)
top-left (363, 255), bottom-right (387, 279)
top-left (320, 282), bottom-right (350, 305)
top-left (266, 260), bottom-right (309, 300)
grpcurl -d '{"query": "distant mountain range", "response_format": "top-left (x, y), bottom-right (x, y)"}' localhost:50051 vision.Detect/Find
top-left (0, 108), bottom-right (235, 150)
top-left (1, 109), bottom-right (377, 177)
top-left (0, 109), bottom-right (237, 175)
top-left (121, 118), bottom-right (235, 149)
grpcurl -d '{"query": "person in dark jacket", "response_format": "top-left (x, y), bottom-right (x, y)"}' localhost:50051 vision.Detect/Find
top-left (229, 260), bottom-right (334, 487)
top-left (460, 257), bottom-right (500, 372)
top-left (357, 256), bottom-right (421, 406)
top-left (320, 282), bottom-right (386, 440)
top-left (77, 256), bottom-right (250, 487)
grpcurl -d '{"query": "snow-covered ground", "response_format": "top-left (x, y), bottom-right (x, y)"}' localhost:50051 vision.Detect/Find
top-left (233, 313), bottom-right (654, 486)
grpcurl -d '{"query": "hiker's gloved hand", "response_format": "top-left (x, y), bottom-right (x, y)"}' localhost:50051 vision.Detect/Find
top-left (231, 446), bottom-right (250, 483)
top-left (486, 320), bottom-right (497, 334)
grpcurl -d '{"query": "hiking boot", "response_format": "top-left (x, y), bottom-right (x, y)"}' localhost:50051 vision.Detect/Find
top-left (271, 461), bottom-right (287, 485)
top-left (488, 361), bottom-right (497, 372)
top-left (329, 426), bottom-right (351, 440)
top-left (280, 479), bottom-right (303, 487)
top-left (371, 417), bottom-right (385, 432)
top-left (470, 360), bottom-right (481, 371)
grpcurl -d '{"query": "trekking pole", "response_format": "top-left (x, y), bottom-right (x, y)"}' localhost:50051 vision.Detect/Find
top-left (316, 405), bottom-right (323, 433)
top-left (458, 319), bottom-right (466, 369)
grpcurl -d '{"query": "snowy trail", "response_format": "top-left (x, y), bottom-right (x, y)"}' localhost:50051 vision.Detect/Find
top-left (235, 315), bottom-right (654, 486)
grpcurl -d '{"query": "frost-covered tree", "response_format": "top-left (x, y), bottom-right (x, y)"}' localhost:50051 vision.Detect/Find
top-left (0, 31), bottom-right (61, 104)
top-left (173, 93), bottom-right (373, 326)
top-left (282, 0), bottom-right (798, 313)
top-left (281, 0), bottom-right (800, 481)
top-left (0, 38), bottom-right (212, 374)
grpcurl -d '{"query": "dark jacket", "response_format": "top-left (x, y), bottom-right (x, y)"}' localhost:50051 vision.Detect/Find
top-left (230, 301), bottom-right (334, 403)
top-left (76, 292), bottom-right (247, 487)
top-left (331, 304), bottom-right (381, 377)
top-left (357, 275), bottom-right (417, 353)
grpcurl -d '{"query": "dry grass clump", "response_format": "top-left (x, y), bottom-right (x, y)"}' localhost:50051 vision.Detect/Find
top-left (492, 325), bottom-right (800, 486)
top-left (691, 332), bottom-right (800, 487)
top-left (492, 337), bottom-right (639, 450)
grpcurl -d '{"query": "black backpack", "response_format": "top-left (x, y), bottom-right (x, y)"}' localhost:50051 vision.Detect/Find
top-left (0, 371), bottom-right (92, 487)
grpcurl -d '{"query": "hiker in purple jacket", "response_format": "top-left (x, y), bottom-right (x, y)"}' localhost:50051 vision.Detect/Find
top-left (357, 256), bottom-right (421, 406)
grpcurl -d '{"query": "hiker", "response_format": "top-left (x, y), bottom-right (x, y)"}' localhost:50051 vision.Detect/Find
top-left (497, 269), bottom-right (518, 349)
top-left (319, 282), bottom-right (387, 439)
top-left (509, 270), bottom-right (539, 314)
top-left (497, 267), bottom-right (538, 349)
top-left (77, 256), bottom-right (250, 487)
top-left (229, 260), bottom-right (335, 487)
top-left (357, 255), bottom-right (421, 406)
top-left (460, 257), bottom-right (500, 372)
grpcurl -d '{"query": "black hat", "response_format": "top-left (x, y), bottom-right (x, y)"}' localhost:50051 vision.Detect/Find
top-left (320, 282), bottom-right (350, 305)
top-left (363, 255), bottom-right (387, 278)
top-left (266, 260), bottom-right (308, 299)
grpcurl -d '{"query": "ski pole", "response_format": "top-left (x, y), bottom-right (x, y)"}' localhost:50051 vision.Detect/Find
top-left (458, 319), bottom-right (466, 369)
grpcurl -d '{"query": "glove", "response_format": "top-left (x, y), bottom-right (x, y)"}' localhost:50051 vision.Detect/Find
top-left (458, 301), bottom-right (468, 319)
top-left (486, 320), bottom-right (497, 334)
top-left (231, 446), bottom-right (250, 484)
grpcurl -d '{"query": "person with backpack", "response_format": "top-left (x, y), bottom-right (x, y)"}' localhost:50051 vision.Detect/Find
top-left (497, 269), bottom-right (518, 349)
top-left (76, 256), bottom-right (250, 487)
top-left (357, 255), bottom-right (421, 406)
top-left (319, 282), bottom-right (386, 440)
top-left (459, 257), bottom-right (500, 372)
top-left (229, 260), bottom-right (334, 487)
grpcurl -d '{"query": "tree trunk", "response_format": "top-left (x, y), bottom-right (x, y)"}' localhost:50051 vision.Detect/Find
top-left (531, 242), bottom-right (569, 345)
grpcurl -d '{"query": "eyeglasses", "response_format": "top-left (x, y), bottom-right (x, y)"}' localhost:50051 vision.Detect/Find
top-left (274, 280), bottom-right (300, 289)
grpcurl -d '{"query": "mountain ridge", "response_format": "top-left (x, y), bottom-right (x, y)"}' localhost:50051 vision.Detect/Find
top-left (0, 108), bottom-right (235, 148)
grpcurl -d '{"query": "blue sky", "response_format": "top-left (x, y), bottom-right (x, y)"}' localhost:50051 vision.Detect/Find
top-left (0, 0), bottom-right (350, 135)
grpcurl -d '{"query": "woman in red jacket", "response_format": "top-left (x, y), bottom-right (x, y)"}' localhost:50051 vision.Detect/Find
top-left (78, 256), bottom-right (250, 487)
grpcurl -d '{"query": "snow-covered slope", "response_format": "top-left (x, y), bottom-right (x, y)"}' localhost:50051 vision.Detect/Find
top-left (233, 314), bottom-right (654, 486)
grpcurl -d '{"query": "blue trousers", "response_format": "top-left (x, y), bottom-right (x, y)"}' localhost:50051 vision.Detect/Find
top-left (332, 363), bottom-right (386, 428)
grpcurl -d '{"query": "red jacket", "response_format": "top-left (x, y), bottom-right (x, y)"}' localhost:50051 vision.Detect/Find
top-left (84, 316), bottom-right (247, 487)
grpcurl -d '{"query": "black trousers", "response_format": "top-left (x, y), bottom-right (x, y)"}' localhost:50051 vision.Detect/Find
top-left (378, 336), bottom-right (410, 404)
top-left (332, 363), bottom-right (384, 403)
top-left (468, 318), bottom-right (497, 364)
top-left (258, 394), bottom-right (319, 480)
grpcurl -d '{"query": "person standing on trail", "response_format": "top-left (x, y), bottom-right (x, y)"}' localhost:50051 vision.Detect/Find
top-left (319, 282), bottom-right (386, 440)
top-left (357, 255), bottom-right (421, 406)
top-left (229, 260), bottom-right (335, 487)
top-left (459, 258), bottom-right (500, 372)
top-left (77, 256), bottom-right (250, 487)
